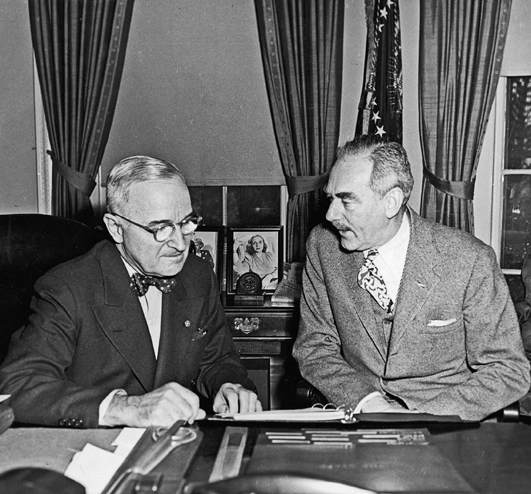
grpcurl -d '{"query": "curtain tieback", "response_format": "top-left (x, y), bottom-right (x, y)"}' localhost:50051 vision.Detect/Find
top-left (422, 166), bottom-right (475, 201)
top-left (286, 173), bottom-right (329, 198)
top-left (47, 151), bottom-right (97, 197)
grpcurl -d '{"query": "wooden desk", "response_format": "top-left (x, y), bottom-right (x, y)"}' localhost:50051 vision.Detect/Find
top-left (432, 423), bottom-right (531, 494)
top-left (1, 422), bottom-right (531, 494)
top-left (224, 297), bottom-right (299, 410)
top-left (0, 428), bottom-right (120, 475)
top-left (187, 421), bottom-right (531, 494)
top-left (0, 426), bottom-right (198, 494)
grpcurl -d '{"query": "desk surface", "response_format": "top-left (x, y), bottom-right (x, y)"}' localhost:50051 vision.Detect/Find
top-left (1, 421), bottom-right (530, 494)
top-left (0, 427), bottom-right (120, 474)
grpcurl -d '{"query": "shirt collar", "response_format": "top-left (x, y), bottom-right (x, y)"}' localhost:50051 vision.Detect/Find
top-left (377, 212), bottom-right (410, 261)
top-left (120, 255), bottom-right (140, 277)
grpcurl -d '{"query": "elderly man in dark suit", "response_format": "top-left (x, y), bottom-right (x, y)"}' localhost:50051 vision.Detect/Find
top-left (293, 135), bottom-right (530, 421)
top-left (0, 156), bottom-right (261, 428)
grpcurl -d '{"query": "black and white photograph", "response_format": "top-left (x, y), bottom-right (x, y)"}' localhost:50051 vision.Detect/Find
top-left (190, 226), bottom-right (222, 280)
top-left (228, 226), bottom-right (283, 293)
top-left (3, 0), bottom-right (531, 485)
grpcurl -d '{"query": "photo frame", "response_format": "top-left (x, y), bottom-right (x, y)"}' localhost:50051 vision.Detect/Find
top-left (190, 226), bottom-right (223, 285)
top-left (227, 226), bottom-right (283, 294)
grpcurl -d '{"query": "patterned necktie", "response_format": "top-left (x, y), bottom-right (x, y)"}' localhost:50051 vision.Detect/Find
top-left (130, 272), bottom-right (178, 297)
top-left (357, 249), bottom-right (394, 313)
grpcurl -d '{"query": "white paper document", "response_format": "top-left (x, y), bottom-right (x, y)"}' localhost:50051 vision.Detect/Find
top-left (64, 427), bottom-right (145, 494)
top-left (215, 407), bottom-right (351, 422)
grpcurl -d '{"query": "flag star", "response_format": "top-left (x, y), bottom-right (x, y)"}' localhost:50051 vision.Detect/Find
top-left (380, 7), bottom-right (388, 19)
top-left (387, 0), bottom-right (394, 8)
top-left (375, 125), bottom-right (386, 137)
top-left (371, 111), bottom-right (381, 123)
top-left (378, 23), bottom-right (384, 32)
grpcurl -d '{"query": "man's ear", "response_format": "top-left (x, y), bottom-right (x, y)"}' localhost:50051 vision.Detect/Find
top-left (103, 213), bottom-right (124, 244)
top-left (384, 187), bottom-right (405, 219)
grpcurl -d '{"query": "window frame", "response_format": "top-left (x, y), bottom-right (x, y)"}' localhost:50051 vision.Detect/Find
top-left (492, 76), bottom-right (531, 280)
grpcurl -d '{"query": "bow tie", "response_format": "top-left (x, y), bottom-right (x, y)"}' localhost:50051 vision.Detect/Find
top-left (130, 272), bottom-right (178, 297)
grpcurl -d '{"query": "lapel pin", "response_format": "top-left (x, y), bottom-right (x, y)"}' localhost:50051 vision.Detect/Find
top-left (184, 320), bottom-right (191, 327)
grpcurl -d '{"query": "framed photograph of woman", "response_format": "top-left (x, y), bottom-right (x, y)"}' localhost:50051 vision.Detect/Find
top-left (190, 226), bottom-right (223, 285)
top-left (227, 226), bottom-right (283, 294)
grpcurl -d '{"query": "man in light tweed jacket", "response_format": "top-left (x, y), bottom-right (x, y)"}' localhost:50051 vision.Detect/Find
top-left (293, 135), bottom-right (530, 421)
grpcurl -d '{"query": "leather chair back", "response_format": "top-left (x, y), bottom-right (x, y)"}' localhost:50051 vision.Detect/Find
top-left (0, 214), bottom-right (106, 364)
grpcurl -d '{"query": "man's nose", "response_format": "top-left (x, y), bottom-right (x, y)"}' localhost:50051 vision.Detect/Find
top-left (326, 199), bottom-right (341, 222)
top-left (166, 227), bottom-right (187, 251)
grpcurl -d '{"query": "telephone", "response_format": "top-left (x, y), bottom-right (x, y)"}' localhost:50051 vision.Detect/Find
top-left (185, 471), bottom-right (375, 494)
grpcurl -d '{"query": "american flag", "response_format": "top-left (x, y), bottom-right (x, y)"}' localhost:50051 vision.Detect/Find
top-left (356, 0), bottom-right (403, 143)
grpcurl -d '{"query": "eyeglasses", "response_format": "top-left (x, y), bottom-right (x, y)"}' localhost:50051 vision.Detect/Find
top-left (111, 211), bottom-right (202, 242)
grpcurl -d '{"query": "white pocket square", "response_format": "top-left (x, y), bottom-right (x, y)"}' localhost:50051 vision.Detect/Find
top-left (427, 318), bottom-right (457, 327)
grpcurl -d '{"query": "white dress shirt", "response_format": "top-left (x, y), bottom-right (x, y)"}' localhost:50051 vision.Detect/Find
top-left (370, 212), bottom-right (410, 305)
top-left (122, 261), bottom-right (162, 357)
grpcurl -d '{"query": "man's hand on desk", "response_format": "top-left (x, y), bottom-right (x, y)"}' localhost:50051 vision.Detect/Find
top-left (103, 382), bottom-right (206, 428)
top-left (213, 383), bottom-right (263, 414)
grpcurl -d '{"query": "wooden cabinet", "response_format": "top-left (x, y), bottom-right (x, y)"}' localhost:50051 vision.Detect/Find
top-left (224, 297), bottom-right (299, 410)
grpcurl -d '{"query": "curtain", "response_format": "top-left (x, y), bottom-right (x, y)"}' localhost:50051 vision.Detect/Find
top-left (419, 0), bottom-right (512, 232)
top-left (356, 0), bottom-right (403, 143)
top-left (254, 0), bottom-right (344, 262)
top-left (28, 0), bottom-right (135, 226)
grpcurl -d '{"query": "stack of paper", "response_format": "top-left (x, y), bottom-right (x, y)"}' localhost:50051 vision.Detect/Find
top-left (64, 427), bottom-right (145, 494)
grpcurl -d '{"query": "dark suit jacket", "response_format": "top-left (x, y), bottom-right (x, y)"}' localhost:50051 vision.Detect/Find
top-left (293, 209), bottom-right (530, 421)
top-left (0, 240), bottom-right (251, 427)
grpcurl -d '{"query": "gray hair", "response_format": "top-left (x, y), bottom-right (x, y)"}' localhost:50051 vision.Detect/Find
top-left (106, 155), bottom-right (186, 213)
top-left (336, 135), bottom-right (414, 205)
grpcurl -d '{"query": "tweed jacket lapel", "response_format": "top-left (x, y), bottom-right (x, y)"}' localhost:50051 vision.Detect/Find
top-left (93, 242), bottom-right (157, 392)
top-left (338, 249), bottom-right (388, 360)
top-left (390, 210), bottom-right (441, 351)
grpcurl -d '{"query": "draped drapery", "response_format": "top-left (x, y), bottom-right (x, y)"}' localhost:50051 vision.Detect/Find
top-left (419, 0), bottom-right (512, 232)
top-left (28, 0), bottom-right (135, 225)
top-left (254, 0), bottom-right (344, 262)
